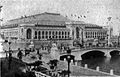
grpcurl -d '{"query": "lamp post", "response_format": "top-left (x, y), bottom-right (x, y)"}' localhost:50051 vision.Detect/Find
top-left (4, 39), bottom-right (12, 70)
top-left (118, 36), bottom-right (120, 47)
top-left (60, 49), bottom-right (75, 77)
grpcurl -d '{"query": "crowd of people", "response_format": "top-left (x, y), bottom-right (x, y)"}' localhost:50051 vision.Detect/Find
top-left (16, 48), bottom-right (43, 61)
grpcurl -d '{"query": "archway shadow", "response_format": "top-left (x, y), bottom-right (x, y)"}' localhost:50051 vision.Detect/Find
top-left (80, 50), bottom-right (105, 69)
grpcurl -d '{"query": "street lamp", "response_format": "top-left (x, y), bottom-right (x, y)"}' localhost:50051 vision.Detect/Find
top-left (118, 36), bottom-right (120, 47)
top-left (60, 49), bottom-right (75, 77)
top-left (4, 39), bottom-right (12, 70)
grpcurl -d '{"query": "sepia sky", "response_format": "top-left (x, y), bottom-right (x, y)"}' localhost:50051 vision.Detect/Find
top-left (0, 0), bottom-right (120, 35)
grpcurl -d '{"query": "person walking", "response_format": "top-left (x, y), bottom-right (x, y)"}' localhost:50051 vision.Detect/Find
top-left (17, 48), bottom-right (23, 60)
top-left (38, 53), bottom-right (42, 60)
top-left (25, 48), bottom-right (28, 56)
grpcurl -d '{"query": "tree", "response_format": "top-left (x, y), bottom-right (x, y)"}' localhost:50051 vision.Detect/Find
top-left (17, 49), bottom-right (23, 60)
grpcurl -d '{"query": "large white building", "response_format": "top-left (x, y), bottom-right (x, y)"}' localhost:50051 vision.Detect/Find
top-left (0, 12), bottom-right (71, 49)
top-left (0, 12), bottom-right (109, 50)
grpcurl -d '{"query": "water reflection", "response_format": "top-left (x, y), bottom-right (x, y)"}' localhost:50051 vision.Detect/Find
top-left (79, 56), bottom-right (120, 76)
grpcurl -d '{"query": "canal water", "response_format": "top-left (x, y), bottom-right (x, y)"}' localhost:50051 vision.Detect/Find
top-left (78, 56), bottom-right (120, 75)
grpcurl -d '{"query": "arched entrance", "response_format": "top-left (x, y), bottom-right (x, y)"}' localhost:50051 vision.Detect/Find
top-left (26, 28), bottom-right (32, 39)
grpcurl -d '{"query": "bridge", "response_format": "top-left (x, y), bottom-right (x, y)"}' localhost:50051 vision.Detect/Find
top-left (61, 47), bottom-right (120, 60)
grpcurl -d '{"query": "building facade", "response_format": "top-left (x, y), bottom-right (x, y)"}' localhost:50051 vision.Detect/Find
top-left (0, 12), bottom-right (109, 50)
top-left (0, 12), bottom-right (71, 49)
top-left (110, 35), bottom-right (120, 47)
top-left (66, 21), bottom-right (108, 47)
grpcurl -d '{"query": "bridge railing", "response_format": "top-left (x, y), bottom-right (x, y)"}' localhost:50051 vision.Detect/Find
top-left (60, 46), bottom-right (120, 54)
top-left (70, 47), bottom-right (120, 52)
top-left (34, 71), bottom-right (51, 77)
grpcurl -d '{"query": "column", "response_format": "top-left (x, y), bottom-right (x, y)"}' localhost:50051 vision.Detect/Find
top-left (18, 27), bottom-right (21, 40)
top-left (24, 28), bottom-right (27, 40)
top-left (73, 27), bottom-right (76, 40)
top-left (105, 51), bottom-right (111, 58)
top-left (32, 29), bottom-right (34, 40)
top-left (48, 30), bottom-right (49, 39)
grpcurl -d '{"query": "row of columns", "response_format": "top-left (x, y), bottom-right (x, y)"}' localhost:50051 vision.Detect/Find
top-left (34, 30), bottom-right (70, 39)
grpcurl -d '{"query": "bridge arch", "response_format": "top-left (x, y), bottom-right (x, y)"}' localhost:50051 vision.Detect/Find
top-left (81, 50), bottom-right (105, 60)
top-left (68, 48), bottom-right (120, 60)
top-left (110, 50), bottom-right (120, 57)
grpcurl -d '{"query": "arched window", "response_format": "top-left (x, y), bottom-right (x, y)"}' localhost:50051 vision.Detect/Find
top-left (62, 31), bottom-right (64, 38)
top-left (26, 28), bottom-right (32, 39)
top-left (38, 31), bottom-right (41, 40)
top-left (68, 32), bottom-right (70, 38)
top-left (34, 31), bottom-right (37, 39)
top-left (76, 27), bottom-right (79, 39)
top-left (52, 31), bottom-right (55, 38)
top-left (21, 28), bottom-right (24, 35)
top-left (65, 32), bottom-right (67, 38)
top-left (49, 31), bottom-right (51, 39)
top-left (46, 31), bottom-right (48, 39)
top-left (42, 31), bottom-right (44, 39)
top-left (56, 31), bottom-right (58, 39)
top-left (59, 31), bottom-right (61, 39)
